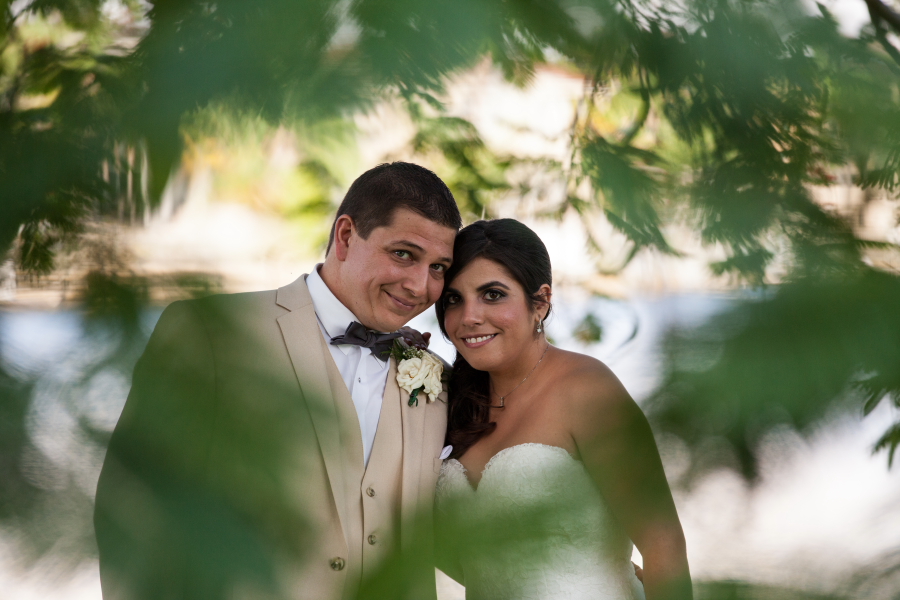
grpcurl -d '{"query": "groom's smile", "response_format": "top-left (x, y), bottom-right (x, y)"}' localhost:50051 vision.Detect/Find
top-left (384, 290), bottom-right (417, 311)
top-left (327, 207), bottom-right (456, 332)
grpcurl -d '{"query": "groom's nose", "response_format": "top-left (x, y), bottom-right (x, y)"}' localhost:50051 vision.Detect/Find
top-left (401, 264), bottom-right (430, 298)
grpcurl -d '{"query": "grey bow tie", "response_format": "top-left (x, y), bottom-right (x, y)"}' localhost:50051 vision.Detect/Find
top-left (330, 321), bottom-right (400, 359)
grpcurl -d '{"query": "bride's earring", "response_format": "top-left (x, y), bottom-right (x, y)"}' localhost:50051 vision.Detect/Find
top-left (536, 321), bottom-right (543, 334)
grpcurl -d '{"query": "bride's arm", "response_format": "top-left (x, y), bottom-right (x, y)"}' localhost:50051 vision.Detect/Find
top-left (569, 360), bottom-right (692, 600)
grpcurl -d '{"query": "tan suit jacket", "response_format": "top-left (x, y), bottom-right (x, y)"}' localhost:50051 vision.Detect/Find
top-left (95, 275), bottom-right (448, 600)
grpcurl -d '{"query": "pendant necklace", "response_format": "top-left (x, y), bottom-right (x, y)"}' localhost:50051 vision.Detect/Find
top-left (490, 343), bottom-right (550, 409)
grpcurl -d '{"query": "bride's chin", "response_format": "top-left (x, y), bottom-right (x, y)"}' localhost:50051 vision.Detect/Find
top-left (459, 353), bottom-right (495, 372)
top-left (454, 348), bottom-right (479, 365)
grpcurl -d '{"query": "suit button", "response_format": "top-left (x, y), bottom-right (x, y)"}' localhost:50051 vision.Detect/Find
top-left (330, 557), bottom-right (345, 571)
top-left (366, 487), bottom-right (376, 497)
top-left (367, 534), bottom-right (377, 545)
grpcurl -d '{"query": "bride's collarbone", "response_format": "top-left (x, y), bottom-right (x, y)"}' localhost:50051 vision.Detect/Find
top-left (489, 387), bottom-right (571, 432)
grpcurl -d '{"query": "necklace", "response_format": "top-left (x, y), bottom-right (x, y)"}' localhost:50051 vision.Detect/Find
top-left (490, 343), bottom-right (550, 409)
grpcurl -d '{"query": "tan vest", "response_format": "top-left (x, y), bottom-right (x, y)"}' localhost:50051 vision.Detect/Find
top-left (324, 343), bottom-right (404, 596)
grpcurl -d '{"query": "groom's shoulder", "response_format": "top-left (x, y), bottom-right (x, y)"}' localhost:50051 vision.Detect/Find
top-left (173, 287), bottom-right (281, 315)
top-left (194, 288), bottom-right (280, 311)
top-left (155, 287), bottom-right (289, 337)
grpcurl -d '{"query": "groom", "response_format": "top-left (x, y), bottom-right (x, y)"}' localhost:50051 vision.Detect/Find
top-left (94, 162), bottom-right (461, 600)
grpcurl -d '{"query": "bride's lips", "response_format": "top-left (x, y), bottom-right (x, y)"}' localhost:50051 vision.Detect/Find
top-left (385, 291), bottom-right (417, 312)
top-left (460, 333), bottom-right (497, 348)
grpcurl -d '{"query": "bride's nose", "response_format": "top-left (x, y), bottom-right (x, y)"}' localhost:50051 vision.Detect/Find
top-left (460, 301), bottom-right (484, 326)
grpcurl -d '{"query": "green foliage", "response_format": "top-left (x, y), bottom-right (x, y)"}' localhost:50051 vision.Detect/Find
top-left (1, 2), bottom-right (141, 271)
top-left (181, 103), bottom-right (354, 234)
top-left (407, 95), bottom-right (512, 220)
top-left (573, 312), bottom-right (604, 344)
top-left (650, 269), bottom-right (900, 479)
top-left (81, 270), bottom-right (149, 331)
top-left (580, 135), bottom-right (675, 256)
top-left (694, 580), bottom-right (845, 600)
top-left (0, 362), bottom-right (37, 522)
top-left (5, 0), bottom-right (897, 285)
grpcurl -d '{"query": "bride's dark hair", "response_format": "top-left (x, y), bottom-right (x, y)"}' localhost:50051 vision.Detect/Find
top-left (435, 219), bottom-right (552, 459)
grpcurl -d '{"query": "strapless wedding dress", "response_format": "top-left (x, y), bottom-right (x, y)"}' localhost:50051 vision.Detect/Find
top-left (434, 443), bottom-right (646, 600)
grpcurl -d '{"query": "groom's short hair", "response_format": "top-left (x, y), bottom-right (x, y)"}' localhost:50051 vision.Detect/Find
top-left (326, 162), bottom-right (462, 253)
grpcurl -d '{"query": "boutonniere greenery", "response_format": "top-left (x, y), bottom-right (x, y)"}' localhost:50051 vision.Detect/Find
top-left (389, 338), bottom-right (444, 407)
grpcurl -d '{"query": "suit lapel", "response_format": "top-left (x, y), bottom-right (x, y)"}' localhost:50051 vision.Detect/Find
top-left (275, 276), bottom-right (349, 543)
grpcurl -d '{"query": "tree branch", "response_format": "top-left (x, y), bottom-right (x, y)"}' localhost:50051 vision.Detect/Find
top-left (620, 70), bottom-right (651, 146)
top-left (865, 0), bottom-right (900, 67)
top-left (864, 0), bottom-right (900, 34)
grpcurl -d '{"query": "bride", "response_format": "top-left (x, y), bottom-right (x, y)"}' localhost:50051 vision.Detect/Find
top-left (433, 219), bottom-right (692, 600)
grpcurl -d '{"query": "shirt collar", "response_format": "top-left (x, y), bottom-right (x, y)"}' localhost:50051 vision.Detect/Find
top-left (306, 265), bottom-right (361, 339)
top-left (307, 265), bottom-right (389, 360)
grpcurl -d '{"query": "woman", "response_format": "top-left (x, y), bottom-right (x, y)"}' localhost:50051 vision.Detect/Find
top-left (433, 219), bottom-right (692, 600)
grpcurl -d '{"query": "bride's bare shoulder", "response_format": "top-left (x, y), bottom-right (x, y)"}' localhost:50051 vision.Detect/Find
top-left (550, 348), bottom-right (633, 411)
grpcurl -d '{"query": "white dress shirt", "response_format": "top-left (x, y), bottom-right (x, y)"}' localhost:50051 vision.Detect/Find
top-left (306, 267), bottom-right (390, 466)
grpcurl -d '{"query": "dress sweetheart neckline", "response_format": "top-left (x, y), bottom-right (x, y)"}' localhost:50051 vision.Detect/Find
top-left (448, 442), bottom-right (577, 491)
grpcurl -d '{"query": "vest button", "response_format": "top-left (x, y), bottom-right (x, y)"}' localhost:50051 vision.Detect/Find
top-left (366, 487), bottom-right (376, 497)
top-left (367, 534), bottom-right (377, 545)
top-left (330, 557), bottom-right (345, 571)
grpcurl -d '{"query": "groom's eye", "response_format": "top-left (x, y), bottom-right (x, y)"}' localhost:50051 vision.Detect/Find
top-left (431, 263), bottom-right (447, 273)
top-left (394, 250), bottom-right (412, 259)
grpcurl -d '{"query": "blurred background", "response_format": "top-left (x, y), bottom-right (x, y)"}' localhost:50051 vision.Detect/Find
top-left (1, 0), bottom-right (899, 598)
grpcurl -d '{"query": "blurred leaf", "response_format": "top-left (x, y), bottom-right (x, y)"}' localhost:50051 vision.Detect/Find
top-left (80, 271), bottom-right (149, 332)
top-left (694, 580), bottom-right (846, 600)
top-left (709, 247), bottom-right (773, 286)
top-left (579, 135), bottom-right (675, 258)
top-left (649, 269), bottom-right (900, 478)
top-left (407, 96), bottom-right (511, 219)
top-left (0, 363), bottom-right (37, 522)
top-left (872, 422), bottom-right (900, 467)
top-left (573, 312), bottom-right (603, 344)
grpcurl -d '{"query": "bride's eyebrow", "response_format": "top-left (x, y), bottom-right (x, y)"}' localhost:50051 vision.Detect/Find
top-left (476, 281), bottom-right (510, 292)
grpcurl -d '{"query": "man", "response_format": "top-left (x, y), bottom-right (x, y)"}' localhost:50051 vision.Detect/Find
top-left (94, 162), bottom-right (461, 600)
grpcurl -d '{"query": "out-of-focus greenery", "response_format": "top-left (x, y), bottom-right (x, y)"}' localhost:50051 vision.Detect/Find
top-left (693, 581), bottom-right (846, 600)
top-left (2, 0), bottom-right (900, 594)
top-left (573, 312), bottom-right (604, 344)
top-left (650, 270), bottom-right (900, 479)
top-left (7, 1), bottom-right (897, 282)
top-left (1, 0), bottom-right (143, 273)
top-left (181, 106), bottom-right (358, 251)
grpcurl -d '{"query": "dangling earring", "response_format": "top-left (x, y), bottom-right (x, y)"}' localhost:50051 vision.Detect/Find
top-left (536, 322), bottom-right (543, 334)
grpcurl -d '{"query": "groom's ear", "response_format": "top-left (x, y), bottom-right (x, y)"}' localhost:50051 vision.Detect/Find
top-left (332, 215), bottom-right (355, 261)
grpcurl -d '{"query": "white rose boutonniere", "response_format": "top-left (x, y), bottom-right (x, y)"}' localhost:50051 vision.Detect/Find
top-left (390, 337), bottom-right (444, 407)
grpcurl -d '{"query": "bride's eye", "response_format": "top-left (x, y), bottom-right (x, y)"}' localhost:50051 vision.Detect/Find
top-left (444, 293), bottom-right (461, 306)
top-left (485, 289), bottom-right (505, 301)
